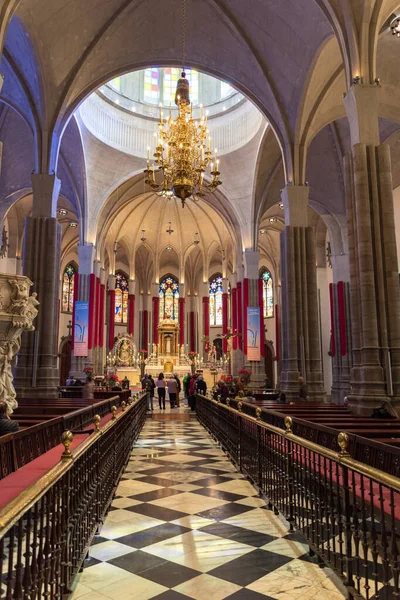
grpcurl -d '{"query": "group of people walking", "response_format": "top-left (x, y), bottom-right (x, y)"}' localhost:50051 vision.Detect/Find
top-left (141, 372), bottom-right (207, 411)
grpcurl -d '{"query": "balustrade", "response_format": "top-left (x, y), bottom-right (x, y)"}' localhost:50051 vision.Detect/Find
top-left (197, 393), bottom-right (400, 599)
top-left (0, 393), bottom-right (147, 598)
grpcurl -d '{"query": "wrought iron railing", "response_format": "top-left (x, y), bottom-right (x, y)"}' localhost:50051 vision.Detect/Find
top-left (0, 395), bottom-right (128, 480)
top-left (0, 392), bottom-right (147, 598)
top-left (196, 393), bottom-right (400, 600)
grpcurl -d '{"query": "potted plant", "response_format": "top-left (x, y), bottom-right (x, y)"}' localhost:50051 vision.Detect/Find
top-left (238, 367), bottom-right (252, 386)
top-left (106, 374), bottom-right (120, 390)
top-left (188, 351), bottom-right (198, 375)
top-left (83, 366), bottom-right (95, 377)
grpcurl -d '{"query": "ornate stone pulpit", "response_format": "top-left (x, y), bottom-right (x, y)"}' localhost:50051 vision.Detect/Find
top-left (0, 274), bottom-right (39, 414)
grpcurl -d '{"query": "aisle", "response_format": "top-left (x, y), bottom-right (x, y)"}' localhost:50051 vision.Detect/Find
top-left (71, 410), bottom-right (345, 600)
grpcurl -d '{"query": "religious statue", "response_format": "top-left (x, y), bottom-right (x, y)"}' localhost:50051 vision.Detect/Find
top-left (0, 274), bottom-right (39, 414)
top-left (119, 339), bottom-right (131, 363)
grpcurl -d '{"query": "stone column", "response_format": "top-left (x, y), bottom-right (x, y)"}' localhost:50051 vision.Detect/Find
top-left (69, 244), bottom-right (96, 378)
top-left (344, 144), bottom-right (400, 409)
top-left (179, 298), bottom-right (185, 348)
top-left (242, 251), bottom-right (265, 387)
top-left (15, 175), bottom-right (62, 398)
top-left (279, 185), bottom-right (326, 400)
top-left (128, 279), bottom-right (135, 336)
top-left (107, 274), bottom-right (116, 351)
top-left (343, 83), bottom-right (400, 411)
top-left (152, 296), bottom-right (159, 347)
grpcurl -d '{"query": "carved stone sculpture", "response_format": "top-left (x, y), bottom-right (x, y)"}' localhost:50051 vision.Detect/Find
top-left (0, 275), bottom-right (39, 414)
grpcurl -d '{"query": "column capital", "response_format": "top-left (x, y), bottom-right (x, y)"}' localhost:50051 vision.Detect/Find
top-left (128, 279), bottom-right (136, 295)
top-left (243, 250), bottom-right (260, 280)
top-left (93, 259), bottom-right (101, 277)
top-left (343, 83), bottom-right (380, 147)
top-left (108, 274), bottom-right (116, 291)
top-left (281, 185), bottom-right (309, 227)
top-left (78, 244), bottom-right (96, 275)
top-left (31, 174), bottom-right (61, 219)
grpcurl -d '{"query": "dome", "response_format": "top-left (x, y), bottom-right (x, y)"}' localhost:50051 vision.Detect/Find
top-left (99, 68), bottom-right (243, 119)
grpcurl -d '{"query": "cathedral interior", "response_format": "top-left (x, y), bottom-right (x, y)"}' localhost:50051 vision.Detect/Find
top-left (0, 0), bottom-right (399, 598)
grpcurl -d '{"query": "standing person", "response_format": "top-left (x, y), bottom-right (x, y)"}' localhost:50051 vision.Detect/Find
top-left (167, 375), bottom-right (178, 408)
top-left (145, 376), bottom-right (154, 411)
top-left (141, 373), bottom-right (148, 390)
top-left (188, 374), bottom-right (197, 410)
top-left (195, 374), bottom-right (207, 395)
top-left (173, 373), bottom-right (181, 407)
top-left (183, 372), bottom-right (191, 401)
top-left (83, 376), bottom-right (94, 403)
top-left (156, 373), bottom-right (166, 409)
top-left (298, 377), bottom-right (309, 401)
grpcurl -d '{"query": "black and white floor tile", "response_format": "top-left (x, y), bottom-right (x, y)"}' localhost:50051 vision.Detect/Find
top-left (71, 410), bottom-right (346, 600)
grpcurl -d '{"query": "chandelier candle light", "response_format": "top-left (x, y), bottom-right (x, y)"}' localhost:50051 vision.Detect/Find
top-left (144, 0), bottom-right (222, 207)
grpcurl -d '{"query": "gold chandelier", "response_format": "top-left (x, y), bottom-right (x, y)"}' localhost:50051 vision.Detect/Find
top-left (144, 0), bottom-right (222, 208)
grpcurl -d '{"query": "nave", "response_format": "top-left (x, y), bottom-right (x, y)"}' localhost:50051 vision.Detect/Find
top-left (71, 413), bottom-right (346, 600)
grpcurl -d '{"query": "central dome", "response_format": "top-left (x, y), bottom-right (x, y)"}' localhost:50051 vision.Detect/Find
top-left (100, 67), bottom-right (242, 117)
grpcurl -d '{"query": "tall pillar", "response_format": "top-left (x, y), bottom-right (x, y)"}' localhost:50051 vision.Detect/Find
top-left (15, 175), bottom-right (62, 398)
top-left (189, 300), bottom-right (195, 352)
top-left (152, 296), bottom-right (159, 347)
top-left (280, 185), bottom-right (326, 400)
top-left (128, 279), bottom-right (135, 336)
top-left (69, 244), bottom-right (96, 377)
top-left (242, 251), bottom-right (265, 386)
top-left (343, 83), bottom-right (400, 411)
top-left (222, 281), bottom-right (229, 354)
top-left (344, 144), bottom-right (400, 409)
top-left (179, 298), bottom-right (185, 348)
top-left (143, 309), bottom-right (148, 352)
top-left (107, 274), bottom-right (116, 351)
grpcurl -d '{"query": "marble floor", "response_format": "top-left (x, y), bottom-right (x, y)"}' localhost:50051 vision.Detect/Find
top-left (71, 408), bottom-right (347, 600)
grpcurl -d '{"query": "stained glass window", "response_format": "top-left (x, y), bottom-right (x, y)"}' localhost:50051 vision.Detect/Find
top-left (159, 275), bottom-right (179, 322)
top-left (115, 271), bottom-right (129, 324)
top-left (261, 270), bottom-right (274, 318)
top-left (144, 68), bottom-right (160, 104)
top-left (62, 264), bottom-right (75, 313)
top-left (209, 275), bottom-right (223, 326)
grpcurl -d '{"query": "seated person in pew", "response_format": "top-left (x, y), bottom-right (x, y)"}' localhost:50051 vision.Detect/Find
top-left (277, 391), bottom-right (287, 403)
top-left (371, 400), bottom-right (396, 419)
top-left (298, 377), bottom-right (309, 401)
top-left (0, 401), bottom-right (19, 436)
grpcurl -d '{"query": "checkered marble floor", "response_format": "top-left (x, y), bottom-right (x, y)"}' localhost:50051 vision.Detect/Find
top-left (71, 411), bottom-right (346, 600)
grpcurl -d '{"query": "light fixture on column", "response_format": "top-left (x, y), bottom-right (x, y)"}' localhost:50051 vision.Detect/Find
top-left (269, 217), bottom-right (277, 223)
top-left (113, 240), bottom-right (118, 254)
top-left (391, 16), bottom-right (400, 36)
top-left (57, 208), bottom-right (68, 216)
top-left (193, 232), bottom-right (200, 246)
top-left (166, 221), bottom-right (174, 235)
top-left (143, 0), bottom-right (222, 208)
top-left (260, 229), bottom-right (266, 235)
top-left (140, 229), bottom-right (146, 242)
top-left (278, 202), bottom-right (284, 209)
top-left (166, 244), bottom-right (173, 252)
top-left (69, 222), bottom-right (78, 228)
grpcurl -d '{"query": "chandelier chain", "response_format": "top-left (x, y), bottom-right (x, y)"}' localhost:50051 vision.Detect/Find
top-left (182, 0), bottom-right (186, 72)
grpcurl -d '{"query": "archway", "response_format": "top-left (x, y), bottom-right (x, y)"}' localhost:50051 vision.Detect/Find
top-left (264, 340), bottom-right (275, 388)
top-left (59, 338), bottom-right (72, 385)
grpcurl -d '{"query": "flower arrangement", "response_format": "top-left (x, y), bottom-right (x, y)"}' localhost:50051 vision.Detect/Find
top-left (238, 368), bottom-right (252, 376)
top-left (221, 374), bottom-right (233, 385)
top-left (83, 367), bottom-right (95, 376)
top-left (188, 351), bottom-right (198, 357)
top-left (138, 349), bottom-right (148, 357)
top-left (238, 367), bottom-right (252, 385)
top-left (106, 374), bottom-right (120, 387)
